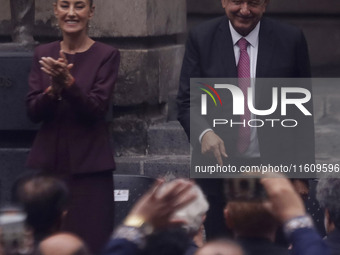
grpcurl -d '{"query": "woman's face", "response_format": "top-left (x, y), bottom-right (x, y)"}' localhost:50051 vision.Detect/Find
top-left (54, 0), bottom-right (94, 36)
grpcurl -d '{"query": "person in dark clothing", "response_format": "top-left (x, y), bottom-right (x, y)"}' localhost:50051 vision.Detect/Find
top-left (102, 179), bottom-right (196, 255)
top-left (221, 175), bottom-right (330, 255)
top-left (158, 181), bottom-right (209, 255)
top-left (26, 0), bottom-right (120, 252)
top-left (316, 177), bottom-right (340, 255)
top-left (12, 174), bottom-right (69, 243)
top-left (142, 228), bottom-right (191, 255)
top-left (176, 0), bottom-right (315, 240)
top-left (261, 175), bottom-right (330, 255)
top-left (225, 200), bottom-right (288, 255)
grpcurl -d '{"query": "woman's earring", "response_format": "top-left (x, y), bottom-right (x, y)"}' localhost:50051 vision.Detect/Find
top-left (54, 21), bottom-right (62, 36)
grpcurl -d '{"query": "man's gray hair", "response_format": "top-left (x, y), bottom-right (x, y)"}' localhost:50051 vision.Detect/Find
top-left (158, 180), bottom-right (209, 236)
top-left (316, 177), bottom-right (340, 229)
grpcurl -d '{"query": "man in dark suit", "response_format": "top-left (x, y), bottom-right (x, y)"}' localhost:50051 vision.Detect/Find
top-left (177, 0), bottom-right (315, 239)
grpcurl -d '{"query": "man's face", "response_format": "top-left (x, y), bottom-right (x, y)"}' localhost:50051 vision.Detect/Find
top-left (222, 0), bottom-right (268, 36)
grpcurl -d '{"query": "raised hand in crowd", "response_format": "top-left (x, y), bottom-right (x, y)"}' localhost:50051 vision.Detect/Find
top-left (126, 179), bottom-right (197, 230)
top-left (102, 179), bottom-right (197, 255)
top-left (261, 175), bottom-right (306, 223)
top-left (261, 175), bottom-right (330, 255)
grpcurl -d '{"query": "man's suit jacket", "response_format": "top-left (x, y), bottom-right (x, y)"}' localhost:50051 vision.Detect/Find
top-left (238, 237), bottom-right (289, 255)
top-left (177, 16), bottom-right (315, 167)
top-left (324, 228), bottom-right (340, 255)
top-left (290, 228), bottom-right (330, 255)
top-left (101, 238), bottom-right (141, 255)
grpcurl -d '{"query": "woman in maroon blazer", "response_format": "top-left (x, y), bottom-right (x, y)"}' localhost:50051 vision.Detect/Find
top-left (26, 0), bottom-right (120, 252)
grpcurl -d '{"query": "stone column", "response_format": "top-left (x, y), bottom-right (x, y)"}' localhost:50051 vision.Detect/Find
top-left (89, 0), bottom-right (187, 156)
top-left (10, 0), bottom-right (35, 44)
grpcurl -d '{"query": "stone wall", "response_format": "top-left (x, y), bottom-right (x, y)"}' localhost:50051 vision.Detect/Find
top-left (1, 0), bottom-right (186, 37)
top-left (1, 1), bottom-right (340, 74)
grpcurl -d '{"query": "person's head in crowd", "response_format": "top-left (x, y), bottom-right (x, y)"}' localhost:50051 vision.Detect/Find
top-left (291, 179), bottom-right (309, 200)
top-left (224, 200), bottom-right (279, 241)
top-left (195, 239), bottom-right (245, 255)
top-left (221, 0), bottom-right (269, 36)
top-left (142, 227), bottom-right (191, 255)
top-left (38, 233), bottom-right (90, 255)
top-left (158, 181), bottom-right (209, 238)
top-left (316, 178), bottom-right (340, 234)
top-left (261, 175), bottom-right (329, 255)
top-left (12, 174), bottom-right (69, 242)
top-left (0, 206), bottom-right (34, 254)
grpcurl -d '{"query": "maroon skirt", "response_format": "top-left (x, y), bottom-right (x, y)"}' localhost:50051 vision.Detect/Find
top-left (61, 170), bottom-right (114, 254)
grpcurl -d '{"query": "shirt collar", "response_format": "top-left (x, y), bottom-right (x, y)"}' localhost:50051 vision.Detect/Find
top-left (229, 21), bottom-right (260, 48)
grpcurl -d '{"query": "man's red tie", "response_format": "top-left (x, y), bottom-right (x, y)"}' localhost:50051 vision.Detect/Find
top-left (237, 37), bottom-right (251, 153)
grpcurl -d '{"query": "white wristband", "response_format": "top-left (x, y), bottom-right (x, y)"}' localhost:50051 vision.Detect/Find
top-left (283, 215), bottom-right (314, 237)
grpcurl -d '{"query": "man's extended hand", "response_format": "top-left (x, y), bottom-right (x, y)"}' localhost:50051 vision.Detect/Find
top-left (201, 131), bottom-right (228, 166)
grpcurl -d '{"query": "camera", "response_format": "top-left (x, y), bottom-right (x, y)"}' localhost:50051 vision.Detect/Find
top-left (0, 206), bottom-right (30, 255)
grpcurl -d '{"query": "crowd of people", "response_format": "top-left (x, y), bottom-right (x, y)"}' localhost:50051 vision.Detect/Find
top-left (1, 174), bottom-right (339, 255)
